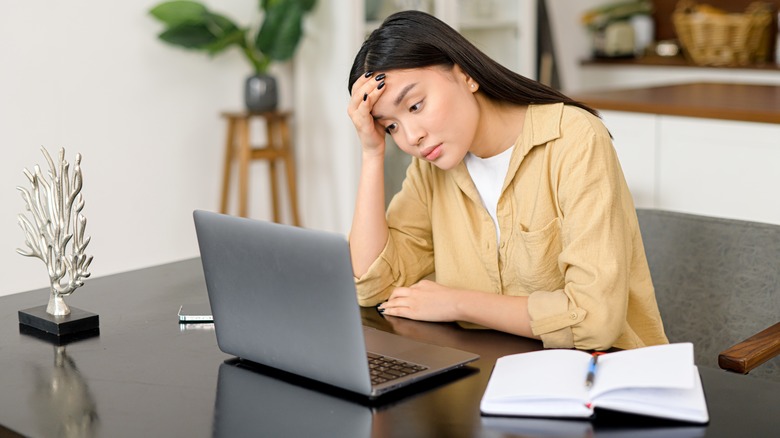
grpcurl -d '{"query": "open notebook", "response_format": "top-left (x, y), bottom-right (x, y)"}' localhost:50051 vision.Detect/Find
top-left (480, 343), bottom-right (709, 424)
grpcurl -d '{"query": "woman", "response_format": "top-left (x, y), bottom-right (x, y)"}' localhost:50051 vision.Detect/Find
top-left (346, 11), bottom-right (667, 350)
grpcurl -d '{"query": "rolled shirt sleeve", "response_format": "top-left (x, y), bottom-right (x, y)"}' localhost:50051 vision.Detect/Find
top-left (526, 107), bottom-right (640, 350)
top-left (354, 160), bottom-right (435, 306)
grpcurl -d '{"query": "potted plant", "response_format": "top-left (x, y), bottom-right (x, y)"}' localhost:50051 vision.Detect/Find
top-left (149, 0), bottom-right (317, 112)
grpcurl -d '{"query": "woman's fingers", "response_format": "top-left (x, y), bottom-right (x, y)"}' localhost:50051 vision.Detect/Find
top-left (349, 72), bottom-right (386, 115)
top-left (347, 72), bottom-right (388, 151)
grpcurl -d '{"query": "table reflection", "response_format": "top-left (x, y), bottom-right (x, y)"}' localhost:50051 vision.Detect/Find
top-left (212, 360), bottom-right (373, 438)
top-left (31, 345), bottom-right (99, 438)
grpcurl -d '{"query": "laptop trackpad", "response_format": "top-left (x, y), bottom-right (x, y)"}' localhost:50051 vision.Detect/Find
top-left (362, 326), bottom-right (478, 369)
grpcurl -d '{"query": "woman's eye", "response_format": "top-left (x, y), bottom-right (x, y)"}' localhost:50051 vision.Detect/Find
top-left (385, 123), bottom-right (398, 134)
top-left (409, 101), bottom-right (422, 112)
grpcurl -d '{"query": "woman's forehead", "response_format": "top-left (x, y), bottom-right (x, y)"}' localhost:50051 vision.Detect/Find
top-left (371, 67), bottom-right (456, 117)
top-left (378, 67), bottom-right (455, 93)
top-left (379, 65), bottom-right (452, 77)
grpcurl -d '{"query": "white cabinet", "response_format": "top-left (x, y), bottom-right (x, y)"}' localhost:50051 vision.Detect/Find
top-left (602, 110), bottom-right (658, 209)
top-left (657, 117), bottom-right (780, 225)
top-left (601, 110), bottom-right (780, 225)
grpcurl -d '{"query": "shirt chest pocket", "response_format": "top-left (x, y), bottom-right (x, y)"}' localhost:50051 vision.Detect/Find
top-left (503, 217), bottom-right (565, 293)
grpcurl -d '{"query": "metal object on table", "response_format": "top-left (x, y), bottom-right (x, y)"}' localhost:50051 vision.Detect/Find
top-left (16, 147), bottom-right (98, 336)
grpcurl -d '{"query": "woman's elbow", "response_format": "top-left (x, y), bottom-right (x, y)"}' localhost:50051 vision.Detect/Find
top-left (573, 318), bottom-right (624, 351)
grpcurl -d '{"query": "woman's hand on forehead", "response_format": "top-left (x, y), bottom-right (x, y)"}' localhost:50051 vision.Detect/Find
top-left (347, 71), bottom-right (388, 156)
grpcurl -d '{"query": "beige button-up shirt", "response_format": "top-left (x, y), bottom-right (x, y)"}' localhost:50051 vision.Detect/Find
top-left (354, 103), bottom-right (668, 350)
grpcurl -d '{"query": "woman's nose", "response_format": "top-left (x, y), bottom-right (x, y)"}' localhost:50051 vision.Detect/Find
top-left (405, 127), bottom-right (425, 148)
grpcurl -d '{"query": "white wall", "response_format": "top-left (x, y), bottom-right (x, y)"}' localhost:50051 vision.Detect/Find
top-left (293, 1), bottom-right (362, 235)
top-left (0, 0), bottom-right (314, 297)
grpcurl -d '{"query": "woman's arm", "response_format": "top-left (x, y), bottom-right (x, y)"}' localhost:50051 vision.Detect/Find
top-left (379, 280), bottom-right (538, 339)
top-left (354, 159), bottom-right (436, 306)
top-left (347, 73), bottom-right (390, 277)
top-left (350, 152), bottom-right (388, 276)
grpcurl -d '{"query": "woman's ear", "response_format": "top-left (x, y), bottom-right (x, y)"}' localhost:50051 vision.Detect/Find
top-left (452, 64), bottom-right (478, 93)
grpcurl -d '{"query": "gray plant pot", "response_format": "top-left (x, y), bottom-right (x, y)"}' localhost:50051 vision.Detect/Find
top-left (244, 74), bottom-right (278, 113)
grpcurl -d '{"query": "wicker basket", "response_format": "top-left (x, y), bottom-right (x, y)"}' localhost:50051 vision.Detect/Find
top-left (672, 1), bottom-right (774, 66)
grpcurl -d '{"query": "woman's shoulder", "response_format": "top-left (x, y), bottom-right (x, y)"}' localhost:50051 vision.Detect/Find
top-left (526, 103), bottom-right (611, 144)
top-left (527, 103), bottom-right (614, 163)
top-left (401, 157), bottom-right (467, 201)
top-left (403, 157), bottom-right (444, 189)
top-left (558, 104), bottom-right (611, 139)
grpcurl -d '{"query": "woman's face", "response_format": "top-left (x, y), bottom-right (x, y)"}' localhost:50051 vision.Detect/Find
top-left (370, 65), bottom-right (480, 170)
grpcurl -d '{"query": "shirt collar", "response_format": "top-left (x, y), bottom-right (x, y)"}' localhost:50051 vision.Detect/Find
top-left (450, 103), bottom-right (565, 197)
top-left (522, 102), bottom-right (564, 154)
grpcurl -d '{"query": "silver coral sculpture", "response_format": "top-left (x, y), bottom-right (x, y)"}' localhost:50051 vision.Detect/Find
top-left (17, 147), bottom-right (93, 317)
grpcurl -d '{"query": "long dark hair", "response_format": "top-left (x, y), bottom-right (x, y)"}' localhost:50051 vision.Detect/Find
top-left (348, 10), bottom-right (599, 117)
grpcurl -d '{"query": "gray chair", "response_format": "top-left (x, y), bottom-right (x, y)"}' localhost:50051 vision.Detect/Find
top-left (636, 209), bottom-right (780, 382)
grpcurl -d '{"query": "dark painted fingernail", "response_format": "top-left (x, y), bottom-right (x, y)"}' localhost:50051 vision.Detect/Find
top-left (363, 92), bottom-right (368, 101)
top-left (377, 81), bottom-right (385, 90)
top-left (364, 71), bottom-right (373, 78)
top-left (375, 73), bottom-right (386, 81)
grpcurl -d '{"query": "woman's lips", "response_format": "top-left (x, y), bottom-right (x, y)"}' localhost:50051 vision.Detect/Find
top-left (422, 144), bottom-right (443, 161)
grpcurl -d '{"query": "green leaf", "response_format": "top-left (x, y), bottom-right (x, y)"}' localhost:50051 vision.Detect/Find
top-left (149, 1), bottom-right (208, 26)
top-left (151, 0), bottom-right (316, 71)
top-left (299, 0), bottom-right (317, 12)
top-left (205, 29), bottom-right (246, 55)
top-left (203, 12), bottom-right (240, 38)
top-left (262, 0), bottom-right (282, 9)
top-left (158, 23), bottom-right (219, 49)
top-left (256, 1), bottom-right (305, 61)
top-left (260, 0), bottom-right (316, 13)
top-left (156, 7), bottom-right (245, 56)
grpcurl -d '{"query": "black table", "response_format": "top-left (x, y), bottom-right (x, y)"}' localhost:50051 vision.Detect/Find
top-left (1, 258), bottom-right (778, 437)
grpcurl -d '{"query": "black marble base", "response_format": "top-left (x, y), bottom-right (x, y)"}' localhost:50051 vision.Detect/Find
top-left (19, 323), bottom-right (100, 346)
top-left (18, 305), bottom-right (99, 336)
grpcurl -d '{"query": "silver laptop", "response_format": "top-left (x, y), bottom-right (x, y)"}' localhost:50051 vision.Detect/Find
top-left (193, 210), bottom-right (479, 399)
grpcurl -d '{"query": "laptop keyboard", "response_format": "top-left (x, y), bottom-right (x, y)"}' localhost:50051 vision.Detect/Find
top-left (367, 352), bottom-right (428, 385)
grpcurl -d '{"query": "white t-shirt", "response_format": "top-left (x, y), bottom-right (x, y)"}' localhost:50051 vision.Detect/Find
top-left (463, 145), bottom-right (514, 244)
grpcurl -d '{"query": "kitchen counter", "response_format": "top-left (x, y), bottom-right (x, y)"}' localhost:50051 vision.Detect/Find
top-left (572, 82), bottom-right (780, 124)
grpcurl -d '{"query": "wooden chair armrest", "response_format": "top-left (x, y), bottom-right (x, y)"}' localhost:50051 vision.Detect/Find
top-left (718, 322), bottom-right (780, 374)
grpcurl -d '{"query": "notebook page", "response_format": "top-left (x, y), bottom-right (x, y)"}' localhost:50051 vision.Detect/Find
top-left (594, 366), bottom-right (709, 423)
top-left (589, 343), bottom-right (695, 399)
top-left (483, 349), bottom-right (591, 402)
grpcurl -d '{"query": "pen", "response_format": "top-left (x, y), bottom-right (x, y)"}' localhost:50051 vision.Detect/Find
top-left (585, 352), bottom-right (604, 388)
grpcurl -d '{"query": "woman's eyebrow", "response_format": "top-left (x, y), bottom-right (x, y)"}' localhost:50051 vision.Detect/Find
top-left (372, 82), bottom-right (418, 120)
top-left (394, 83), bottom-right (417, 106)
